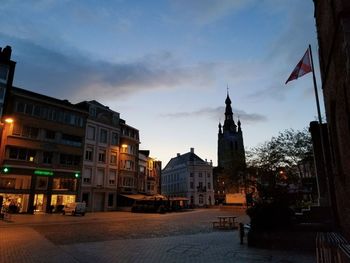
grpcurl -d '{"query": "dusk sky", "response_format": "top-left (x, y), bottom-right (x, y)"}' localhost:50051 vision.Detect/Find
top-left (0, 0), bottom-right (322, 166)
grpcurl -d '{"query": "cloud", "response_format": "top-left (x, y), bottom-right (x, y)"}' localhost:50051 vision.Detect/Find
top-left (170, 0), bottom-right (254, 25)
top-left (2, 34), bottom-right (216, 102)
top-left (160, 106), bottom-right (267, 124)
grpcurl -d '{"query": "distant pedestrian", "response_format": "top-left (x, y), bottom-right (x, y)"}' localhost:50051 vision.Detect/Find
top-left (239, 223), bottom-right (245, 244)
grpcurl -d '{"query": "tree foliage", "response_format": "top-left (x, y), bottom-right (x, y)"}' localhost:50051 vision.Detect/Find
top-left (247, 128), bottom-right (313, 182)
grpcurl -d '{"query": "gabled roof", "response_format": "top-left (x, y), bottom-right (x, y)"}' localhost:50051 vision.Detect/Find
top-left (163, 152), bottom-right (207, 171)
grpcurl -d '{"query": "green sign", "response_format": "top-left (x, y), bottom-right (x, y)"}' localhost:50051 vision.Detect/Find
top-left (34, 170), bottom-right (54, 176)
top-left (2, 167), bottom-right (9, 173)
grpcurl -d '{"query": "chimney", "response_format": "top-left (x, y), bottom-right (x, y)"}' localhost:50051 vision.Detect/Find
top-left (177, 153), bottom-right (180, 157)
top-left (190, 147), bottom-right (194, 153)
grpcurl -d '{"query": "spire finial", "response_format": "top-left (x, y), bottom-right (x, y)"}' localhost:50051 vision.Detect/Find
top-left (227, 84), bottom-right (229, 96)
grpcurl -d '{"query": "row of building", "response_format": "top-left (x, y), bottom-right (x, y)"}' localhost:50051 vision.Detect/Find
top-left (0, 46), bottom-right (161, 213)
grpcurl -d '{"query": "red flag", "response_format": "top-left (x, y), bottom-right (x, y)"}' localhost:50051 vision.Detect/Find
top-left (285, 48), bottom-right (312, 84)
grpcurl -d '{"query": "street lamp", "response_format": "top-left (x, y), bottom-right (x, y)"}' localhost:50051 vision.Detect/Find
top-left (4, 117), bottom-right (13, 124)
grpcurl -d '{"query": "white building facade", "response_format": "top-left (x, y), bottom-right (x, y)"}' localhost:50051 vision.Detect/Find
top-left (77, 101), bottom-right (120, 212)
top-left (161, 148), bottom-right (214, 207)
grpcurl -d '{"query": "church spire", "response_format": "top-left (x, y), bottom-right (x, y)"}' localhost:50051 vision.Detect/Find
top-left (223, 90), bottom-right (236, 132)
top-left (238, 118), bottom-right (242, 133)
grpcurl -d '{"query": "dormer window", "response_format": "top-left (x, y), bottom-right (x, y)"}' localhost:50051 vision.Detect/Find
top-left (0, 65), bottom-right (9, 84)
top-left (89, 107), bottom-right (96, 117)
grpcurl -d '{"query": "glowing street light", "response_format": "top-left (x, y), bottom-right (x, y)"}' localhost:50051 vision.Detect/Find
top-left (4, 118), bottom-right (13, 124)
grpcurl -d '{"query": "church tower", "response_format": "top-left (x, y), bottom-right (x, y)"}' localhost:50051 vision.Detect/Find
top-left (217, 92), bottom-right (246, 191)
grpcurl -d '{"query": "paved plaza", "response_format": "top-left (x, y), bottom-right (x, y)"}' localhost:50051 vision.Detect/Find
top-left (0, 209), bottom-right (316, 263)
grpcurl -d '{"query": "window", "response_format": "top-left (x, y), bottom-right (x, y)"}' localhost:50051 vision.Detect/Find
top-left (86, 126), bottom-right (95, 140)
top-left (45, 130), bottom-right (55, 140)
top-left (61, 134), bottom-right (82, 147)
top-left (25, 104), bottom-right (33, 115)
top-left (89, 107), bottom-right (96, 117)
top-left (83, 167), bottom-right (92, 184)
top-left (112, 114), bottom-right (118, 125)
top-left (59, 154), bottom-right (80, 166)
top-left (98, 150), bottom-right (106, 163)
top-left (207, 182), bottom-right (211, 190)
top-left (124, 160), bottom-right (134, 170)
top-left (12, 124), bottom-right (21, 136)
top-left (96, 169), bottom-right (104, 186)
top-left (111, 132), bottom-right (118, 146)
top-left (22, 126), bottom-right (39, 139)
top-left (99, 129), bottom-right (107, 143)
top-left (190, 182), bottom-right (194, 189)
top-left (108, 193), bottom-right (114, 207)
top-left (0, 178), bottom-right (15, 189)
top-left (85, 148), bottom-right (93, 161)
top-left (64, 113), bottom-right (71, 124)
top-left (199, 172), bottom-right (202, 178)
top-left (207, 172), bottom-right (211, 178)
top-left (53, 178), bottom-right (76, 191)
top-left (198, 182), bottom-right (203, 189)
top-left (0, 86), bottom-right (4, 99)
top-left (190, 173), bottom-right (194, 177)
top-left (109, 169), bottom-right (117, 185)
top-left (16, 102), bottom-right (25, 113)
top-left (122, 176), bottom-right (134, 187)
top-left (36, 177), bottom-right (48, 190)
top-left (0, 64), bottom-right (9, 83)
top-left (33, 105), bottom-right (41, 117)
top-left (48, 109), bottom-right (58, 121)
top-left (110, 152), bottom-right (117, 165)
top-left (43, 152), bottom-right (53, 164)
top-left (8, 147), bottom-right (36, 162)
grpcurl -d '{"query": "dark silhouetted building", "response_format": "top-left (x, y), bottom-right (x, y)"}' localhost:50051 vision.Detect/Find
top-left (215, 92), bottom-right (246, 203)
top-left (314, 0), bottom-right (350, 238)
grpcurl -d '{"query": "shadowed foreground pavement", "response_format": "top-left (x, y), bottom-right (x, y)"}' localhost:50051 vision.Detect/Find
top-left (0, 209), bottom-right (315, 263)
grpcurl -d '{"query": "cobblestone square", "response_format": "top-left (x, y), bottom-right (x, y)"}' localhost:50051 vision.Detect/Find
top-left (0, 209), bottom-right (315, 263)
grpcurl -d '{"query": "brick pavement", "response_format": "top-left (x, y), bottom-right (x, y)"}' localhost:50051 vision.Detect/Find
top-left (59, 232), bottom-right (315, 263)
top-left (0, 210), bottom-right (316, 263)
top-left (0, 226), bottom-right (315, 263)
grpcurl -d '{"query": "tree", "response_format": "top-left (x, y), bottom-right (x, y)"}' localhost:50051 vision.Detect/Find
top-left (247, 128), bottom-right (313, 187)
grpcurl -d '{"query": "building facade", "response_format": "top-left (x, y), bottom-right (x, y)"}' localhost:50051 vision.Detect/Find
top-left (76, 101), bottom-right (120, 212)
top-left (0, 87), bottom-right (86, 213)
top-left (162, 148), bottom-right (214, 207)
top-left (313, 0), bottom-right (350, 237)
top-left (138, 150), bottom-right (161, 195)
top-left (118, 121), bottom-right (140, 194)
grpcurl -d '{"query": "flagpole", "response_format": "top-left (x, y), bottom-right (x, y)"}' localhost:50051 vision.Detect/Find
top-left (308, 44), bottom-right (324, 207)
top-left (309, 45), bottom-right (339, 227)
top-left (309, 44), bottom-right (323, 124)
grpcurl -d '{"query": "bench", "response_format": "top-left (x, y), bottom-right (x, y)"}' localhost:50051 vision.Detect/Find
top-left (316, 232), bottom-right (349, 263)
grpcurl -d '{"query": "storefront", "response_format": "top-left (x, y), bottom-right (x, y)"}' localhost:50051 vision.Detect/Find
top-left (0, 167), bottom-right (81, 214)
top-left (0, 193), bottom-right (30, 213)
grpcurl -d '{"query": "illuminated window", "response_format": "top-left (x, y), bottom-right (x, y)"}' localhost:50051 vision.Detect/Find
top-left (110, 152), bottom-right (117, 165)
